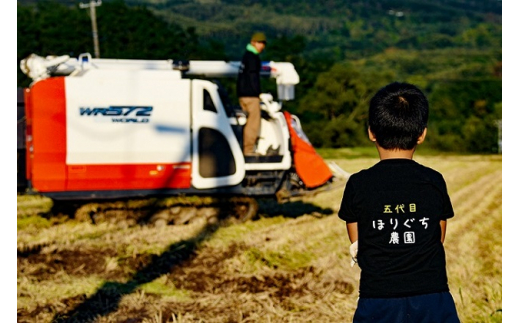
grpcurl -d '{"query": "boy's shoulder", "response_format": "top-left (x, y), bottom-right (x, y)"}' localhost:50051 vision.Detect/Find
top-left (349, 159), bottom-right (445, 184)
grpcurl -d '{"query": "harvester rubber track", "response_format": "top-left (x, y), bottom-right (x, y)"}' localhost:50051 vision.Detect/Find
top-left (50, 196), bottom-right (259, 227)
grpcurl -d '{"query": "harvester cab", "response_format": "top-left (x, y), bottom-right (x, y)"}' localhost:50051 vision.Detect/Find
top-left (17, 53), bottom-right (349, 225)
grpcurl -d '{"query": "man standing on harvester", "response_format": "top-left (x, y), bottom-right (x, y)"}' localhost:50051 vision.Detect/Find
top-left (237, 32), bottom-right (267, 156)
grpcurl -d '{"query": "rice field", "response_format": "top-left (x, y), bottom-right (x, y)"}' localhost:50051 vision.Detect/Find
top-left (17, 153), bottom-right (502, 322)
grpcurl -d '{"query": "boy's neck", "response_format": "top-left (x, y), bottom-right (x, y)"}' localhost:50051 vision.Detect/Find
top-left (375, 144), bottom-right (416, 160)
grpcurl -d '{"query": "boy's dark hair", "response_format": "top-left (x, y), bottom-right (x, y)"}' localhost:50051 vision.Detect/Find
top-left (368, 82), bottom-right (429, 150)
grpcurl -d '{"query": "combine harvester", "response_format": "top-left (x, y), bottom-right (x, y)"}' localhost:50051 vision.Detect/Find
top-left (17, 53), bottom-right (349, 226)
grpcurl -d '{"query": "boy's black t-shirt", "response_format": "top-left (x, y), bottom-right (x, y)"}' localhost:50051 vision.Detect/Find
top-left (338, 159), bottom-right (454, 298)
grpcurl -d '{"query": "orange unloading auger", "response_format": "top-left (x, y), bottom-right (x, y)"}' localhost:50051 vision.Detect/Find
top-left (283, 111), bottom-right (333, 189)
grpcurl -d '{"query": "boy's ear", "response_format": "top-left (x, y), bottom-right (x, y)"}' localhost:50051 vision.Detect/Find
top-left (368, 127), bottom-right (377, 142)
top-left (417, 128), bottom-right (427, 145)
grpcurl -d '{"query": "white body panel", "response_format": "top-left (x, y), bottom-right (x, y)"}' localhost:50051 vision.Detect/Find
top-left (191, 80), bottom-right (246, 189)
top-left (244, 97), bottom-right (292, 171)
top-left (66, 69), bottom-right (191, 165)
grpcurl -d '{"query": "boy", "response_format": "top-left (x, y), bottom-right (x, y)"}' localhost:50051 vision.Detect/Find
top-left (338, 82), bottom-right (460, 322)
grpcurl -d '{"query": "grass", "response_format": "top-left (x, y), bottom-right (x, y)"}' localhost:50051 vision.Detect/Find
top-left (17, 151), bottom-right (502, 322)
top-left (315, 146), bottom-right (379, 160)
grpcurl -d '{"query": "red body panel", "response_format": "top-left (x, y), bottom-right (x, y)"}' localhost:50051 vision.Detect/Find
top-left (29, 78), bottom-right (67, 191)
top-left (25, 77), bottom-right (192, 193)
top-left (65, 164), bottom-right (191, 190)
top-left (23, 88), bottom-right (33, 183)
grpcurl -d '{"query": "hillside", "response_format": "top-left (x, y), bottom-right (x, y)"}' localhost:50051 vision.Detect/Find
top-left (16, 0), bottom-right (502, 152)
top-left (17, 0), bottom-right (502, 61)
top-left (130, 0), bottom-right (501, 60)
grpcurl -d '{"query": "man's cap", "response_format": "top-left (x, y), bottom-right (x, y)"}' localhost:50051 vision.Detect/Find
top-left (251, 32), bottom-right (267, 43)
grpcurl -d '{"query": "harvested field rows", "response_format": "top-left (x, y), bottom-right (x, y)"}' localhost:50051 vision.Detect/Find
top-left (17, 154), bottom-right (502, 322)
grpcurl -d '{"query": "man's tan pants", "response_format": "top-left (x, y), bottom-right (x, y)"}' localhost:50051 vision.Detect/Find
top-left (239, 97), bottom-right (261, 155)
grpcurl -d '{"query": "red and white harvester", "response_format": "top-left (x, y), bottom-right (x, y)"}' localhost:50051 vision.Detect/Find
top-left (17, 53), bottom-right (348, 225)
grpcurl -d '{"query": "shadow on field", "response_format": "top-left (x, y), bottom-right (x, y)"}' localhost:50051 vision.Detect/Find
top-left (258, 198), bottom-right (334, 219)
top-left (51, 223), bottom-right (219, 323)
top-left (49, 198), bottom-right (332, 323)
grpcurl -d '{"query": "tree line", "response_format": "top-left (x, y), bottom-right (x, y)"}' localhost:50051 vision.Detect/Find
top-left (17, 0), bottom-right (502, 153)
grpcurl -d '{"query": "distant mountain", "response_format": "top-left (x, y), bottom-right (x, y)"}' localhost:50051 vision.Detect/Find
top-left (134, 0), bottom-right (502, 60)
top-left (17, 0), bottom-right (502, 60)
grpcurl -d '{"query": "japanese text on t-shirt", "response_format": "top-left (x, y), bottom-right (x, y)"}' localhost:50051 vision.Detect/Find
top-left (373, 203), bottom-right (430, 244)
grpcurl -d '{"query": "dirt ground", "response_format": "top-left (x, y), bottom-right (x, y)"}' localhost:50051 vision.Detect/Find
top-left (19, 241), bottom-right (354, 322)
top-left (17, 196), bottom-right (357, 323)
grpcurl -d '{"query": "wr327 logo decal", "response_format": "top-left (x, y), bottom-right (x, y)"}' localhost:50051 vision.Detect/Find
top-left (79, 106), bottom-right (152, 123)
